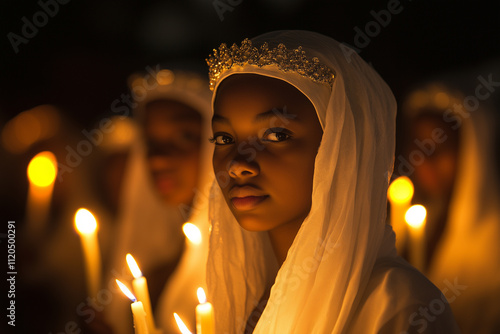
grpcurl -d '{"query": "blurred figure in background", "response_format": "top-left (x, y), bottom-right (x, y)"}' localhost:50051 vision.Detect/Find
top-left (2, 105), bottom-right (119, 333)
top-left (399, 71), bottom-right (500, 333)
top-left (104, 68), bottom-right (212, 334)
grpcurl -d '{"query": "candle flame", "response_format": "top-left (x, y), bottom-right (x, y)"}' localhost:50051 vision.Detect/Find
top-left (173, 313), bottom-right (193, 334)
top-left (405, 205), bottom-right (427, 229)
top-left (27, 151), bottom-right (57, 187)
top-left (74, 208), bottom-right (98, 235)
top-left (116, 279), bottom-right (137, 302)
top-left (182, 222), bottom-right (202, 245)
top-left (197, 287), bottom-right (207, 304)
top-left (126, 253), bottom-right (143, 278)
top-left (388, 176), bottom-right (414, 204)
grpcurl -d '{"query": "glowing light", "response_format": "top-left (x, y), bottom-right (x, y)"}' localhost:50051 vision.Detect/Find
top-left (27, 151), bottom-right (57, 187)
top-left (116, 279), bottom-right (137, 302)
top-left (74, 208), bottom-right (98, 235)
top-left (388, 176), bottom-right (414, 204)
top-left (100, 117), bottom-right (138, 150)
top-left (174, 313), bottom-right (193, 334)
top-left (405, 205), bottom-right (427, 229)
top-left (197, 287), bottom-right (207, 304)
top-left (183, 222), bottom-right (202, 245)
top-left (156, 69), bottom-right (174, 85)
top-left (126, 253), bottom-right (142, 279)
top-left (2, 105), bottom-right (61, 154)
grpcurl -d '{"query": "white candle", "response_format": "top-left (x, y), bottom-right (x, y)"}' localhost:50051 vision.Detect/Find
top-left (196, 287), bottom-right (214, 334)
top-left (405, 205), bottom-right (427, 272)
top-left (126, 254), bottom-right (157, 333)
top-left (26, 151), bottom-right (57, 238)
top-left (387, 176), bottom-right (414, 254)
top-left (74, 208), bottom-right (101, 297)
top-left (116, 279), bottom-right (149, 334)
top-left (174, 313), bottom-right (193, 334)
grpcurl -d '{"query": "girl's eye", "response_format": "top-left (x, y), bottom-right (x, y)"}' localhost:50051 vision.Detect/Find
top-left (209, 134), bottom-right (234, 145)
top-left (262, 128), bottom-right (292, 142)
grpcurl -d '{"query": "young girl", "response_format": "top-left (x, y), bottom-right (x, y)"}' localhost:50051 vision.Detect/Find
top-left (206, 30), bottom-right (460, 333)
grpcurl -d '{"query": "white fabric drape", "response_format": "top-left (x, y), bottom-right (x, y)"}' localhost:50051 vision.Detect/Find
top-left (206, 30), bottom-right (459, 333)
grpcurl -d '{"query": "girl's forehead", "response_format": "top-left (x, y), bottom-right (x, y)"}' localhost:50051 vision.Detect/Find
top-left (214, 74), bottom-right (310, 109)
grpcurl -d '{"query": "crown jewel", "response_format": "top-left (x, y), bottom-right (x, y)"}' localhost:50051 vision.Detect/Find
top-left (206, 38), bottom-right (335, 90)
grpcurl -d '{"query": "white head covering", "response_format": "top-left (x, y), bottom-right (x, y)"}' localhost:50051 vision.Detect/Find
top-left (206, 31), bottom-right (459, 333)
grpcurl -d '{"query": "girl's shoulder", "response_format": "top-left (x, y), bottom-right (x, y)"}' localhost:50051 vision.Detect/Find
top-left (347, 257), bottom-right (461, 334)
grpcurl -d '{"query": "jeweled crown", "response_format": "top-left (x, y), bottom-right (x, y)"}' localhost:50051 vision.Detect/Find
top-left (206, 38), bottom-right (335, 90)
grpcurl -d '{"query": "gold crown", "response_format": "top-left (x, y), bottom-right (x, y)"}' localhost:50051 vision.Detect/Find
top-left (206, 38), bottom-right (335, 90)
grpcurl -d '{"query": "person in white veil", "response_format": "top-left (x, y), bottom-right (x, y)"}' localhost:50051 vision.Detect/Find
top-left (105, 69), bottom-right (213, 334)
top-left (205, 30), bottom-right (460, 333)
top-left (401, 79), bottom-right (500, 334)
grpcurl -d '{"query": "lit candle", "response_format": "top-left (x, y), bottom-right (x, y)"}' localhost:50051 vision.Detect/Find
top-left (196, 287), bottom-right (214, 334)
top-left (405, 204), bottom-right (427, 272)
top-left (26, 151), bottom-right (57, 238)
top-left (126, 253), bottom-right (157, 333)
top-left (387, 176), bottom-right (414, 254)
top-left (74, 208), bottom-right (101, 297)
top-left (182, 223), bottom-right (202, 246)
top-left (116, 279), bottom-right (149, 334)
top-left (174, 313), bottom-right (193, 334)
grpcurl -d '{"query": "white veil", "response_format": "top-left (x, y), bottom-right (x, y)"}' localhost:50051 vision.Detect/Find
top-left (207, 30), bottom-right (403, 333)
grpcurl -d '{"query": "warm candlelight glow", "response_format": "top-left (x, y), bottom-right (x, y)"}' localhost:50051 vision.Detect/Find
top-left (116, 279), bottom-right (137, 302)
top-left (126, 253), bottom-right (143, 279)
top-left (127, 253), bottom-right (157, 332)
top-left (387, 176), bottom-right (414, 203)
top-left (197, 287), bottom-right (207, 304)
top-left (75, 208), bottom-right (101, 296)
top-left (405, 205), bottom-right (427, 228)
top-left (75, 209), bottom-right (98, 234)
top-left (388, 176), bottom-right (415, 255)
top-left (27, 151), bottom-right (57, 187)
top-left (118, 279), bottom-right (149, 334)
top-left (196, 287), bottom-right (215, 334)
top-left (174, 313), bottom-right (193, 334)
top-left (183, 222), bottom-right (202, 245)
top-left (405, 204), bottom-right (427, 272)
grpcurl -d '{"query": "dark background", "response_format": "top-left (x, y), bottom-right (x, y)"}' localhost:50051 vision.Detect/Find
top-left (1, 0), bottom-right (499, 126)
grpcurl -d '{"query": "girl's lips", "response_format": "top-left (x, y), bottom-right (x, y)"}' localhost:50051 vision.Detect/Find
top-left (231, 195), bottom-right (269, 211)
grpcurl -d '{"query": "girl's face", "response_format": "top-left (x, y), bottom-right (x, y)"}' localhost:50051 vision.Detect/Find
top-left (212, 74), bottom-right (323, 234)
